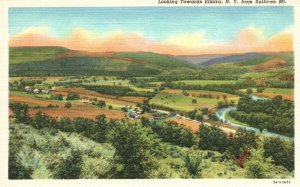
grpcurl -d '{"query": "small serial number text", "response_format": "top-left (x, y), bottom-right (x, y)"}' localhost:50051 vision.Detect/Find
top-left (273, 181), bottom-right (291, 184)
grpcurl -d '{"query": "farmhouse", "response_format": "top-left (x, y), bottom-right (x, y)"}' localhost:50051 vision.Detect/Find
top-left (24, 86), bottom-right (31, 92)
top-left (128, 110), bottom-right (139, 119)
top-left (41, 89), bottom-right (49, 94)
top-left (33, 88), bottom-right (40, 94)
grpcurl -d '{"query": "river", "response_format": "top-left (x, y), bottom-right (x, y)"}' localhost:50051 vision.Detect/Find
top-left (215, 95), bottom-right (293, 141)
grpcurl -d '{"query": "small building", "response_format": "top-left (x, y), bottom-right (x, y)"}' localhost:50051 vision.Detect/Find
top-left (24, 86), bottom-right (31, 92)
top-left (41, 89), bottom-right (49, 94)
top-left (203, 115), bottom-right (209, 120)
top-left (50, 87), bottom-right (56, 91)
top-left (128, 110), bottom-right (139, 119)
top-left (33, 88), bottom-right (39, 94)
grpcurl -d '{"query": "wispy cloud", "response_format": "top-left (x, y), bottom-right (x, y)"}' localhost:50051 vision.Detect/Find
top-left (9, 26), bottom-right (293, 55)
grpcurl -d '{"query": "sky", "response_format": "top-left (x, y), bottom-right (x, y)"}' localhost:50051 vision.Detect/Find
top-left (9, 7), bottom-right (294, 55)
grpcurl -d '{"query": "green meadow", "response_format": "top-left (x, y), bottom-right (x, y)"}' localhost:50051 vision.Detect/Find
top-left (150, 93), bottom-right (219, 112)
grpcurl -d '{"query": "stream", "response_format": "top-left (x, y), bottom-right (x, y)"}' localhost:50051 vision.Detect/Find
top-left (215, 95), bottom-right (293, 141)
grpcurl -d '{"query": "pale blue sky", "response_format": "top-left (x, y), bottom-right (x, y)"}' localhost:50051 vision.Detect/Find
top-left (9, 7), bottom-right (293, 42)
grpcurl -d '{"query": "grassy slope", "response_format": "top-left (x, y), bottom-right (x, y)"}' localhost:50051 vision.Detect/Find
top-left (240, 67), bottom-right (293, 80)
top-left (10, 47), bottom-right (69, 64)
top-left (233, 52), bottom-right (293, 67)
top-left (231, 53), bottom-right (293, 81)
top-left (10, 122), bottom-right (293, 179)
top-left (9, 123), bottom-right (115, 179)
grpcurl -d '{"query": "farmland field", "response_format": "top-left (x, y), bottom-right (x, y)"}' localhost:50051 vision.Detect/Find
top-left (150, 93), bottom-right (219, 112)
top-left (262, 88), bottom-right (293, 95)
top-left (10, 95), bottom-right (64, 107)
top-left (162, 89), bottom-right (239, 101)
top-left (9, 95), bottom-right (126, 119)
top-left (167, 118), bottom-right (200, 133)
top-left (253, 88), bottom-right (294, 101)
top-left (27, 105), bottom-right (125, 120)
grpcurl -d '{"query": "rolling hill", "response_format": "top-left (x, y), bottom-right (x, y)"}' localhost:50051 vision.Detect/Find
top-left (9, 47), bottom-right (195, 76)
top-left (9, 46), bottom-right (293, 80)
top-left (177, 53), bottom-right (267, 66)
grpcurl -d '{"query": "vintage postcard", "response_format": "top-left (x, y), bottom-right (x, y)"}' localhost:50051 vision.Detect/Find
top-left (0, 0), bottom-right (299, 186)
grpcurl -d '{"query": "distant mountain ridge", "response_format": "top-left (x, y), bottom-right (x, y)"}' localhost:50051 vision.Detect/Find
top-left (176, 53), bottom-right (269, 66)
top-left (9, 47), bottom-right (195, 76)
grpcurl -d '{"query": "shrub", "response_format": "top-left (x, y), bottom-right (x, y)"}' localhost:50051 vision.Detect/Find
top-left (64, 102), bottom-right (72, 108)
top-left (66, 92), bottom-right (80, 100)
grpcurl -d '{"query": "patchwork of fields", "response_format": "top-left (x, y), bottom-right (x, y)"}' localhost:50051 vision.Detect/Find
top-left (9, 95), bottom-right (126, 120)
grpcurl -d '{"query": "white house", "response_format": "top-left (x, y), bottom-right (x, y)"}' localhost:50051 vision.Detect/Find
top-left (33, 88), bottom-right (39, 94)
top-left (50, 87), bottom-right (56, 91)
top-left (41, 89), bottom-right (49, 94)
top-left (24, 86), bottom-right (31, 92)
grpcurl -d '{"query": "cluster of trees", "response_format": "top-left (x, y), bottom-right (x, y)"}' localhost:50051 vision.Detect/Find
top-left (64, 102), bottom-right (72, 108)
top-left (187, 109), bottom-right (203, 122)
top-left (156, 66), bottom-right (245, 82)
top-left (136, 103), bottom-right (152, 113)
top-left (229, 96), bottom-right (294, 136)
top-left (229, 111), bottom-right (270, 132)
top-left (217, 99), bottom-right (235, 109)
top-left (129, 77), bottom-right (155, 88)
top-left (66, 92), bottom-right (80, 100)
top-left (50, 94), bottom-right (64, 100)
top-left (143, 120), bottom-right (196, 147)
top-left (92, 100), bottom-right (106, 108)
top-left (266, 80), bottom-right (294, 88)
